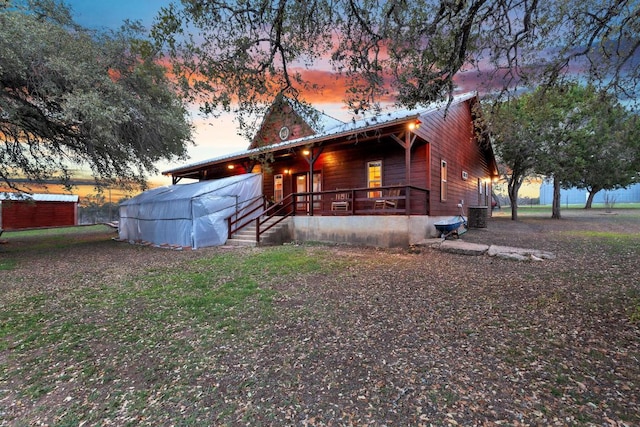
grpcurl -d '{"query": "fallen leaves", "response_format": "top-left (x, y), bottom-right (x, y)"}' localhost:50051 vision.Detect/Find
top-left (0, 212), bottom-right (639, 425)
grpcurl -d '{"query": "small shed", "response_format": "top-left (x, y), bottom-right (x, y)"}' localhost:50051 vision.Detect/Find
top-left (118, 173), bottom-right (263, 249)
top-left (0, 193), bottom-right (79, 230)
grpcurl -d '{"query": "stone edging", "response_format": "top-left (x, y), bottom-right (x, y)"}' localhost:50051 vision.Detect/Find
top-left (424, 239), bottom-right (556, 261)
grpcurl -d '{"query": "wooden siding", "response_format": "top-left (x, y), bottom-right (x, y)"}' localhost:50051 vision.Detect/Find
top-left (1, 200), bottom-right (77, 230)
top-left (255, 98), bottom-right (492, 217)
top-left (416, 100), bottom-right (492, 216)
top-left (249, 97), bottom-right (316, 149)
top-left (168, 95), bottom-right (495, 218)
top-left (260, 136), bottom-right (430, 200)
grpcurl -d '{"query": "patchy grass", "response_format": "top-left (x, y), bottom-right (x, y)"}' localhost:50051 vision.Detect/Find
top-left (1, 214), bottom-right (639, 426)
top-left (2, 224), bottom-right (111, 238)
top-left (1, 225), bottom-right (114, 253)
top-left (0, 241), bottom-right (340, 425)
top-left (0, 258), bottom-right (16, 271)
top-left (494, 204), bottom-right (640, 217)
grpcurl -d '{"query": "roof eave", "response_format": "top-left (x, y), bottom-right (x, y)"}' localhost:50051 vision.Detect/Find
top-left (162, 114), bottom-right (421, 176)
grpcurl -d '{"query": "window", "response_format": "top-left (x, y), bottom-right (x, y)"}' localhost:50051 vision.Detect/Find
top-left (274, 174), bottom-right (283, 203)
top-left (367, 160), bottom-right (382, 198)
top-left (440, 160), bottom-right (447, 201)
top-left (312, 171), bottom-right (322, 209)
top-left (485, 181), bottom-right (490, 206)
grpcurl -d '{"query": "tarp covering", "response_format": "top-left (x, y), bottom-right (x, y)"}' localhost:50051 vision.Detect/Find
top-left (118, 174), bottom-right (263, 249)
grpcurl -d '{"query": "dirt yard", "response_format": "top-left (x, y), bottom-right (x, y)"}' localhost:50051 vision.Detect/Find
top-left (1, 209), bottom-right (639, 426)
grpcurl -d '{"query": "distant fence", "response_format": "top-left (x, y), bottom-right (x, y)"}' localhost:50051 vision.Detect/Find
top-left (78, 203), bottom-right (119, 224)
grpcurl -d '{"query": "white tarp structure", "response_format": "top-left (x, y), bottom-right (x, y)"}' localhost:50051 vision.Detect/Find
top-left (119, 174), bottom-right (263, 249)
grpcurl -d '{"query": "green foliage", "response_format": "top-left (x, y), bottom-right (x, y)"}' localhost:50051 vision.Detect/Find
top-left (484, 95), bottom-right (542, 220)
top-left (563, 99), bottom-right (640, 207)
top-left (530, 83), bottom-right (640, 214)
top-left (489, 82), bottom-right (640, 219)
top-left (0, 0), bottom-right (193, 192)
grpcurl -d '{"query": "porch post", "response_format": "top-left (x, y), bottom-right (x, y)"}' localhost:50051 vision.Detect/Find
top-left (405, 131), bottom-right (417, 215)
top-left (309, 154), bottom-right (314, 215)
top-left (392, 130), bottom-right (418, 215)
top-left (305, 146), bottom-right (324, 216)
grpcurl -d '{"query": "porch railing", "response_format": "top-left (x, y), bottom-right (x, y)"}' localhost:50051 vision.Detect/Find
top-left (291, 185), bottom-right (430, 216)
top-left (227, 185), bottom-right (429, 244)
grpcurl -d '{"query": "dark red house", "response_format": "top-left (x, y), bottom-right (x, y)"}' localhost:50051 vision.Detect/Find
top-left (0, 193), bottom-right (79, 230)
top-left (163, 92), bottom-right (498, 247)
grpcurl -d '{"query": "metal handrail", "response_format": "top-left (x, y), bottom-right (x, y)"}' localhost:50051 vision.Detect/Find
top-left (292, 185), bottom-right (429, 215)
top-left (227, 193), bottom-right (297, 243)
top-left (227, 195), bottom-right (266, 237)
top-left (255, 194), bottom-right (296, 243)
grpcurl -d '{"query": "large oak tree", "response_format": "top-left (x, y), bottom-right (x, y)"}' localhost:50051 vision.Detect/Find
top-left (552, 87), bottom-right (640, 210)
top-left (152, 0), bottom-right (639, 134)
top-left (1, 0), bottom-right (193, 192)
top-left (481, 95), bottom-right (540, 221)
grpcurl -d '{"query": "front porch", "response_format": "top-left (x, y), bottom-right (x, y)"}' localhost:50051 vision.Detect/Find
top-left (274, 185), bottom-right (430, 217)
top-left (228, 185), bottom-right (442, 248)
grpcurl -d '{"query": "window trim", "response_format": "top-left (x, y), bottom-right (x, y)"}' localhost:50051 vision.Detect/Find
top-left (367, 160), bottom-right (383, 198)
top-left (440, 160), bottom-right (448, 202)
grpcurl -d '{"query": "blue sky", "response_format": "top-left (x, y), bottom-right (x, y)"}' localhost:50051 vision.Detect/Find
top-left (65, 0), bottom-right (172, 30)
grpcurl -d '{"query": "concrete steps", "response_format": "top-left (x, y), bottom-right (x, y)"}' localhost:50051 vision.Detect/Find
top-left (226, 216), bottom-right (292, 247)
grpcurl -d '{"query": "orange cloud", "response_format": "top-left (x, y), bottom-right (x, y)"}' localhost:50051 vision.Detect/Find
top-left (0, 182), bottom-right (140, 203)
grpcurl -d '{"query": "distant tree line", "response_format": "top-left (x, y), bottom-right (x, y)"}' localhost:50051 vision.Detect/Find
top-left (483, 83), bottom-right (640, 221)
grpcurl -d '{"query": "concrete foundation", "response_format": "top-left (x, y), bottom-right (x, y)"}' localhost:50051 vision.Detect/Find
top-left (292, 215), bottom-right (442, 248)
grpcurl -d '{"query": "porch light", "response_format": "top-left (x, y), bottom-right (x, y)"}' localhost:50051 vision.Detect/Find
top-left (284, 169), bottom-right (290, 174)
top-left (227, 164), bottom-right (235, 170)
top-left (302, 149), bottom-right (310, 156)
top-left (408, 119), bottom-right (422, 130)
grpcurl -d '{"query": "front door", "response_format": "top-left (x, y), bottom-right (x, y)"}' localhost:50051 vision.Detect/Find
top-left (294, 172), bottom-right (322, 213)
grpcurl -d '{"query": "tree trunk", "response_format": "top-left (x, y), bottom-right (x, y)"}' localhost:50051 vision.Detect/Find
top-left (507, 176), bottom-right (522, 221)
top-left (584, 186), bottom-right (600, 209)
top-left (552, 177), bottom-right (561, 219)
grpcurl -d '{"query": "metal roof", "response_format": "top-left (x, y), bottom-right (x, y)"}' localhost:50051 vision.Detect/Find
top-left (163, 92), bottom-right (477, 176)
top-left (283, 97), bottom-right (345, 133)
top-left (0, 192), bottom-right (79, 202)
